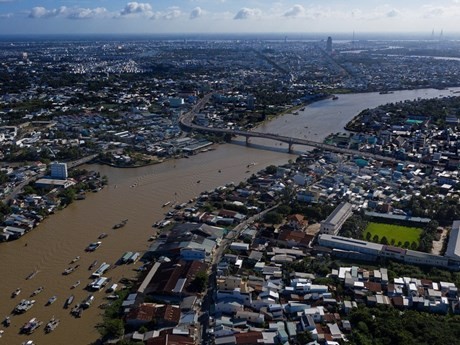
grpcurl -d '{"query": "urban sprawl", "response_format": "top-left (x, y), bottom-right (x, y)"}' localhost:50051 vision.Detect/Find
top-left (1, 36), bottom-right (460, 345)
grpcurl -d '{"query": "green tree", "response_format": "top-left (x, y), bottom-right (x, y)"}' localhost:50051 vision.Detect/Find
top-left (380, 236), bottom-right (388, 245)
top-left (190, 271), bottom-right (208, 292)
top-left (372, 234), bottom-right (379, 243)
top-left (98, 318), bottom-right (124, 338)
top-left (265, 165), bottom-right (277, 175)
top-left (264, 211), bottom-right (283, 224)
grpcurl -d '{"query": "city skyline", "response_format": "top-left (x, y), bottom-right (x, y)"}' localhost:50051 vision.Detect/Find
top-left (0, 1), bottom-right (460, 36)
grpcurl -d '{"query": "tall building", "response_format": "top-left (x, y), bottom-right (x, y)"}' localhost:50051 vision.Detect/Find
top-left (50, 162), bottom-right (68, 180)
top-left (326, 36), bottom-right (333, 53)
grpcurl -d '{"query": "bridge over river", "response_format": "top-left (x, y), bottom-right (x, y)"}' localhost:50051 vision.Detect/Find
top-left (179, 105), bottom-right (425, 168)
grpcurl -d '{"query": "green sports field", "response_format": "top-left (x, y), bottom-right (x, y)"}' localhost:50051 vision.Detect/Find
top-left (363, 222), bottom-right (422, 247)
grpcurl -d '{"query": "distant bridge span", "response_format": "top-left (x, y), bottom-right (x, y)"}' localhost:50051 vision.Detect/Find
top-left (179, 95), bottom-right (425, 168)
top-left (180, 118), bottom-right (410, 166)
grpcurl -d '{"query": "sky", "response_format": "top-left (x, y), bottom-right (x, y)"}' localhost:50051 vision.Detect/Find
top-left (0, 1), bottom-right (460, 36)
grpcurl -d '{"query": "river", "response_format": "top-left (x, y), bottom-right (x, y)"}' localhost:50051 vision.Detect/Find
top-left (0, 87), bottom-right (459, 345)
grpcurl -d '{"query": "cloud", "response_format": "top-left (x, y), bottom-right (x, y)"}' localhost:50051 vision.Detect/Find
top-left (234, 8), bottom-right (261, 20)
top-left (28, 6), bottom-right (66, 19)
top-left (28, 6), bottom-right (108, 20)
top-left (120, 2), bottom-right (153, 17)
top-left (190, 6), bottom-right (203, 19)
top-left (67, 7), bottom-right (108, 20)
top-left (284, 4), bottom-right (306, 17)
top-left (386, 9), bottom-right (400, 18)
top-left (162, 7), bottom-right (181, 20)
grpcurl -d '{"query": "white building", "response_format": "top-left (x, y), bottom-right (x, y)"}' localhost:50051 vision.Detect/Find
top-left (320, 202), bottom-right (353, 235)
top-left (445, 220), bottom-right (460, 261)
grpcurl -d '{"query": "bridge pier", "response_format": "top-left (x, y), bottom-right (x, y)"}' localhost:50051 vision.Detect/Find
top-left (288, 139), bottom-right (293, 153)
top-left (246, 136), bottom-right (250, 146)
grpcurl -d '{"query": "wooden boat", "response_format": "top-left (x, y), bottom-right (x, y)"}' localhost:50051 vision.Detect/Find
top-left (26, 270), bottom-right (39, 280)
top-left (88, 260), bottom-right (98, 270)
top-left (71, 280), bottom-right (81, 289)
top-left (64, 295), bottom-right (74, 309)
top-left (3, 316), bottom-right (11, 327)
top-left (46, 296), bottom-right (57, 306)
top-left (31, 286), bottom-right (44, 296)
top-left (11, 288), bottom-right (21, 298)
top-left (98, 233), bottom-right (108, 239)
top-left (44, 316), bottom-right (59, 333)
top-left (112, 219), bottom-right (128, 229)
top-left (70, 256), bottom-right (80, 264)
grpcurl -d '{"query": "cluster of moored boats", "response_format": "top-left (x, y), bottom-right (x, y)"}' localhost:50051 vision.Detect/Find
top-left (3, 223), bottom-right (130, 341)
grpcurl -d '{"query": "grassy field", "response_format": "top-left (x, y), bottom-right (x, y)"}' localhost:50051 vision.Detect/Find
top-left (363, 222), bottom-right (422, 247)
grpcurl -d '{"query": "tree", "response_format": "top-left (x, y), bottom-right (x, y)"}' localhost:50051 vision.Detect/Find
top-left (189, 271), bottom-right (208, 292)
top-left (372, 234), bottom-right (379, 243)
top-left (98, 318), bottom-right (124, 338)
top-left (265, 165), bottom-right (277, 175)
top-left (365, 232), bottom-right (372, 241)
top-left (264, 211), bottom-right (283, 224)
top-left (380, 236), bottom-right (388, 245)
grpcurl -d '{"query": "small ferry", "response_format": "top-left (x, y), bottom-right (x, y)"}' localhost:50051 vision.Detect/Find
top-left (46, 296), bottom-right (57, 306)
top-left (11, 288), bottom-right (21, 298)
top-left (44, 316), bottom-right (59, 333)
top-left (31, 286), bottom-right (44, 296)
top-left (14, 299), bottom-right (35, 314)
top-left (85, 241), bottom-right (102, 252)
top-left (21, 318), bottom-right (43, 334)
top-left (64, 295), bottom-right (74, 309)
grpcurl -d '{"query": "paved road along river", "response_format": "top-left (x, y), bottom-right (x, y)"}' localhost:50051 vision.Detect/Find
top-left (0, 87), bottom-right (458, 345)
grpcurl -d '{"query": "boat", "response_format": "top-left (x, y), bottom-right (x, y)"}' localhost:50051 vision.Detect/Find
top-left (22, 341), bottom-right (35, 345)
top-left (63, 264), bottom-right (80, 275)
top-left (71, 305), bottom-right (83, 318)
top-left (88, 260), bottom-right (98, 270)
top-left (11, 288), bottom-right (21, 298)
top-left (46, 296), bottom-right (57, 306)
top-left (21, 317), bottom-right (43, 334)
top-left (332, 95), bottom-right (339, 100)
top-left (31, 286), bottom-right (44, 296)
top-left (98, 233), bottom-right (108, 239)
top-left (26, 270), bottom-right (39, 280)
top-left (14, 299), bottom-right (35, 314)
top-left (3, 316), bottom-right (10, 327)
top-left (196, 180), bottom-right (201, 183)
top-left (85, 241), bottom-right (102, 252)
top-left (162, 201), bottom-right (171, 207)
top-left (64, 295), bottom-right (74, 309)
top-left (45, 316), bottom-right (60, 333)
top-left (71, 280), bottom-right (81, 289)
top-left (70, 256), bottom-right (80, 264)
top-left (112, 219), bottom-right (128, 229)
top-left (81, 294), bottom-right (95, 309)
